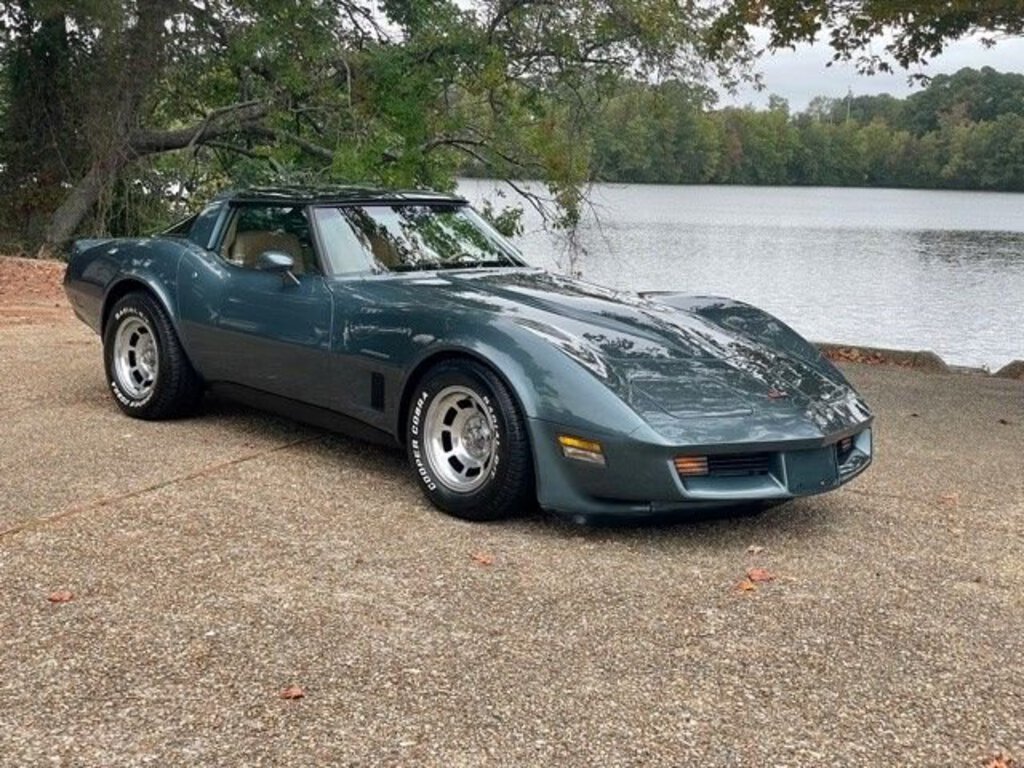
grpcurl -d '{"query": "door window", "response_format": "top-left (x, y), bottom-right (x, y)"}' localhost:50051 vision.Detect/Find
top-left (220, 205), bottom-right (321, 275)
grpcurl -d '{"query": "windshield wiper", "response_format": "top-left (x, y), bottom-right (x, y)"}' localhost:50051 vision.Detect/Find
top-left (389, 261), bottom-right (444, 272)
top-left (389, 258), bottom-right (514, 273)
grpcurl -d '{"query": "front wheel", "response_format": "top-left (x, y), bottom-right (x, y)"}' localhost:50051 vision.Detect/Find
top-left (102, 292), bottom-right (202, 420)
top-left (407, 360), bottom-right (534, 521)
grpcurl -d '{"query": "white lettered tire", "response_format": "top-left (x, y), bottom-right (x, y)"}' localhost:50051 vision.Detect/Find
top-left (407, 360), bottom-right (534, 521)
top-left (102, 292), bottom-right (202, 419)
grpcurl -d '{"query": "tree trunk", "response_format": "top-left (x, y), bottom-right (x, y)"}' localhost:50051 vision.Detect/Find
top-left (40, 0), bottom-right (178, 250)
top-left (42, 151), bottom-right (127, 249)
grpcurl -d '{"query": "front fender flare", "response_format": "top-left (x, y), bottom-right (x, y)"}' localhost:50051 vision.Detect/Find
top-left (395, 325), bottom-right (652, 444)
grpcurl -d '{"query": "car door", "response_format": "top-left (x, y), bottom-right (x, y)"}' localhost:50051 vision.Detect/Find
top-left (180, 203), bottom-right (335, 408)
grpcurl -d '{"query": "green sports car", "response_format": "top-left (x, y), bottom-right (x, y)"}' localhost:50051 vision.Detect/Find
top-left (64, 186), bottom-right (873, 522)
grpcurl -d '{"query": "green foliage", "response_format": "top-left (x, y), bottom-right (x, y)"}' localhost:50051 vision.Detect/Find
top-left (709, 1), bottom-right (1024, 74)
top-left (477, 198), bottom-right (524, 238)
top-left (0, 0), bottom-right (751, 248)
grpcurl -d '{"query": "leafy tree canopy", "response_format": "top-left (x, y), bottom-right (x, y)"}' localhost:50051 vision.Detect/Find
top-left (710, 0), bottom-right (1024, 74)
top-left (0, 0), bottom-right (752, 251)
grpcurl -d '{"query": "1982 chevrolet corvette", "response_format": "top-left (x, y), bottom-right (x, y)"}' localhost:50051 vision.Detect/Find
top-left (64, 186), bottom-right (873, 521)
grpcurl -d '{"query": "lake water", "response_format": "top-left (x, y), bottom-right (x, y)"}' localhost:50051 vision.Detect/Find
top-left (458, 180), bottom-right (1024, 369)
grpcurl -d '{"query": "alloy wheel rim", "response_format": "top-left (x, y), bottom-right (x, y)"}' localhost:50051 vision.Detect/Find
top-left (424, 385), bottom-right (497, 493)
top-left (113, 316), bottom-right (158, 399)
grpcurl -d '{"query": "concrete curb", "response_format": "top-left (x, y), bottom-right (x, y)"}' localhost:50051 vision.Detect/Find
top-left (816, 341), bottom-right (1024, 380)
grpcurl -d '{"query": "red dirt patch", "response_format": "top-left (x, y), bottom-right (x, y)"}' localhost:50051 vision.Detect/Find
top-left (0, 256), bottom-right (70, 326)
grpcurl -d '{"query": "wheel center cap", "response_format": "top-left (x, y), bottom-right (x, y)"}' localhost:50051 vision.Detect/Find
top-left (462, 417), bottom-right (491, 459)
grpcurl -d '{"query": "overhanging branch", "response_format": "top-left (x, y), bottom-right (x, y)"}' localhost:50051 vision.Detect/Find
top-left (128, 101), bottom-right (270, 156)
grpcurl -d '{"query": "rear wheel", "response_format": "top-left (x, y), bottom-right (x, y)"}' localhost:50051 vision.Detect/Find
top-left (103, 292), bottom-right (202, 419)
top-left (407, 360), bottom-right (534, 521)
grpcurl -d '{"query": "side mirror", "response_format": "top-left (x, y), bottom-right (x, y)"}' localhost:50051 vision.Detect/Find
top-left (256, 250), bottom-right (300, 285)
top-left (256, 250), bottom-right (295, 271)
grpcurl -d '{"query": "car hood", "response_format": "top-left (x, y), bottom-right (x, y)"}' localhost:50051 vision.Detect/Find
top-left (364, 268), bottom-right (872, 440)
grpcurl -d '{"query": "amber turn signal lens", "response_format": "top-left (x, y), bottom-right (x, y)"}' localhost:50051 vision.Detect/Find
top-left (674, 455), bottom-right (709, 477)
top-left (558, 435), bottom-right (606, 466)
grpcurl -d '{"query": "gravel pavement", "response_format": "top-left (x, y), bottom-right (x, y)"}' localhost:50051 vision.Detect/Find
top-left (1, 313), bottom-right (1021, 767)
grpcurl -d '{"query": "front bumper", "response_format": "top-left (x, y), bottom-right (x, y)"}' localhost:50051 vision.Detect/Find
top-left (528, 418), bottom-right (873, 517)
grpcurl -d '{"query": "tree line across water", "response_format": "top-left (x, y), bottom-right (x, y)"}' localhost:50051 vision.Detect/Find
top-left (467, 67), bottom-right (1024, 192)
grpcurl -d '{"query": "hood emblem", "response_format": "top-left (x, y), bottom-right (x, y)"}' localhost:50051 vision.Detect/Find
top-left (767, 388), bottom-right (789, 400)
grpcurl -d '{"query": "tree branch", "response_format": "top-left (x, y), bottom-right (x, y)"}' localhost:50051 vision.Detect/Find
top-left (129, 101), bottom-right (270, 155)
top-left (246, 126), bottom-right (335, 162)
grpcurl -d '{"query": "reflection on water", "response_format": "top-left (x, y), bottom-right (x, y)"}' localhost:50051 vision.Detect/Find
top-left (459, 180), bottom-right (1024, 368)
top-left (911, 230), bottom-right (1024, 268)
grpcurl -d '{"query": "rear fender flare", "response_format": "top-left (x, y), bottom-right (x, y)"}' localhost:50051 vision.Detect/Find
top-left (101, 275), bottom-right (179, 337)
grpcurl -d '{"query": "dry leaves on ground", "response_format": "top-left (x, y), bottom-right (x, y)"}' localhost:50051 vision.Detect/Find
top-left (982, 752), bottom-right (1017, 768)
top-left (736, 567), bottom-right (776, 594)
top-left (470, 552), bottom-right (494, 566)
top-left (746, 568), bottom-right (775, 583)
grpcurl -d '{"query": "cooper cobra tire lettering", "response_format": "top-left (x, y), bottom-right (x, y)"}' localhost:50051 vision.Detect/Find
top-left (411, 391), bottom-right (427, 437)
top-left (410, 436), bottom-right (437, 492)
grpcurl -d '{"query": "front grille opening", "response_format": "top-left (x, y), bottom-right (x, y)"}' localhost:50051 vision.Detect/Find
top-left (707, 453), bottom-right (772, 477)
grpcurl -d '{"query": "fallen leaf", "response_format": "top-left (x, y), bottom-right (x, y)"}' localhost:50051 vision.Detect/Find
top-left (279, 685), bottom-right (305, 700)
top-left (746, 568), bottom-right (775, 583)
top-left (47, 590), bottom-right (74, 604)
top-left (982, 752), bottom-right (1016, 768)
top-left (736, 580), bottom-right (757, 592)
top-left (746, 545), bottom-right (765, 555)
top-left (470, 552), bottom-right (494, 566)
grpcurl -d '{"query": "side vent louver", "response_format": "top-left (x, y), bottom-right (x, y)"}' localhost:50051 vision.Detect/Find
top-left (370, 372), bottom-right (385, 411)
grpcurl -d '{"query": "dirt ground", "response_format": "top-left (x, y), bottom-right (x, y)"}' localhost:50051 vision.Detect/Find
top-left (0, 255), bottom-right (69, 325)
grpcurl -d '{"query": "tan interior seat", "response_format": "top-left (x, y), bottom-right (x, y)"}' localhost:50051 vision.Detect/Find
top-left (231, 230), bottom-right (304, 273)
top-left (367, 233), bottom-right (400, 268)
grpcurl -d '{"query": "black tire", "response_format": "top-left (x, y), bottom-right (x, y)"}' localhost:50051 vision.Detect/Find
top-left (102, 292), bottom-right (203, 420)
top-left (407, 360), bottom-right (534, 521)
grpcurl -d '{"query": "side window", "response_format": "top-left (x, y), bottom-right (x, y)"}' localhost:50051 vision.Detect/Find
top-left (189, 203), bottom-right (223, 248)
top-left (163, 214), bottom-right (196, 238)
top-left (219, 205), bottom-right (321, 275)
top-left (161, 203), bottom-right (220, 247)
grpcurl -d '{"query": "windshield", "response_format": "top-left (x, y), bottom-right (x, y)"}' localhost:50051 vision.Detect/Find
top-left (312, 203), bottom-right (524, 275)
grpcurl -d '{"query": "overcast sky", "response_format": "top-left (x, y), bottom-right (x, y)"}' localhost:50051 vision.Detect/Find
top-left (722, 35), bottom-right (1024, 111)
